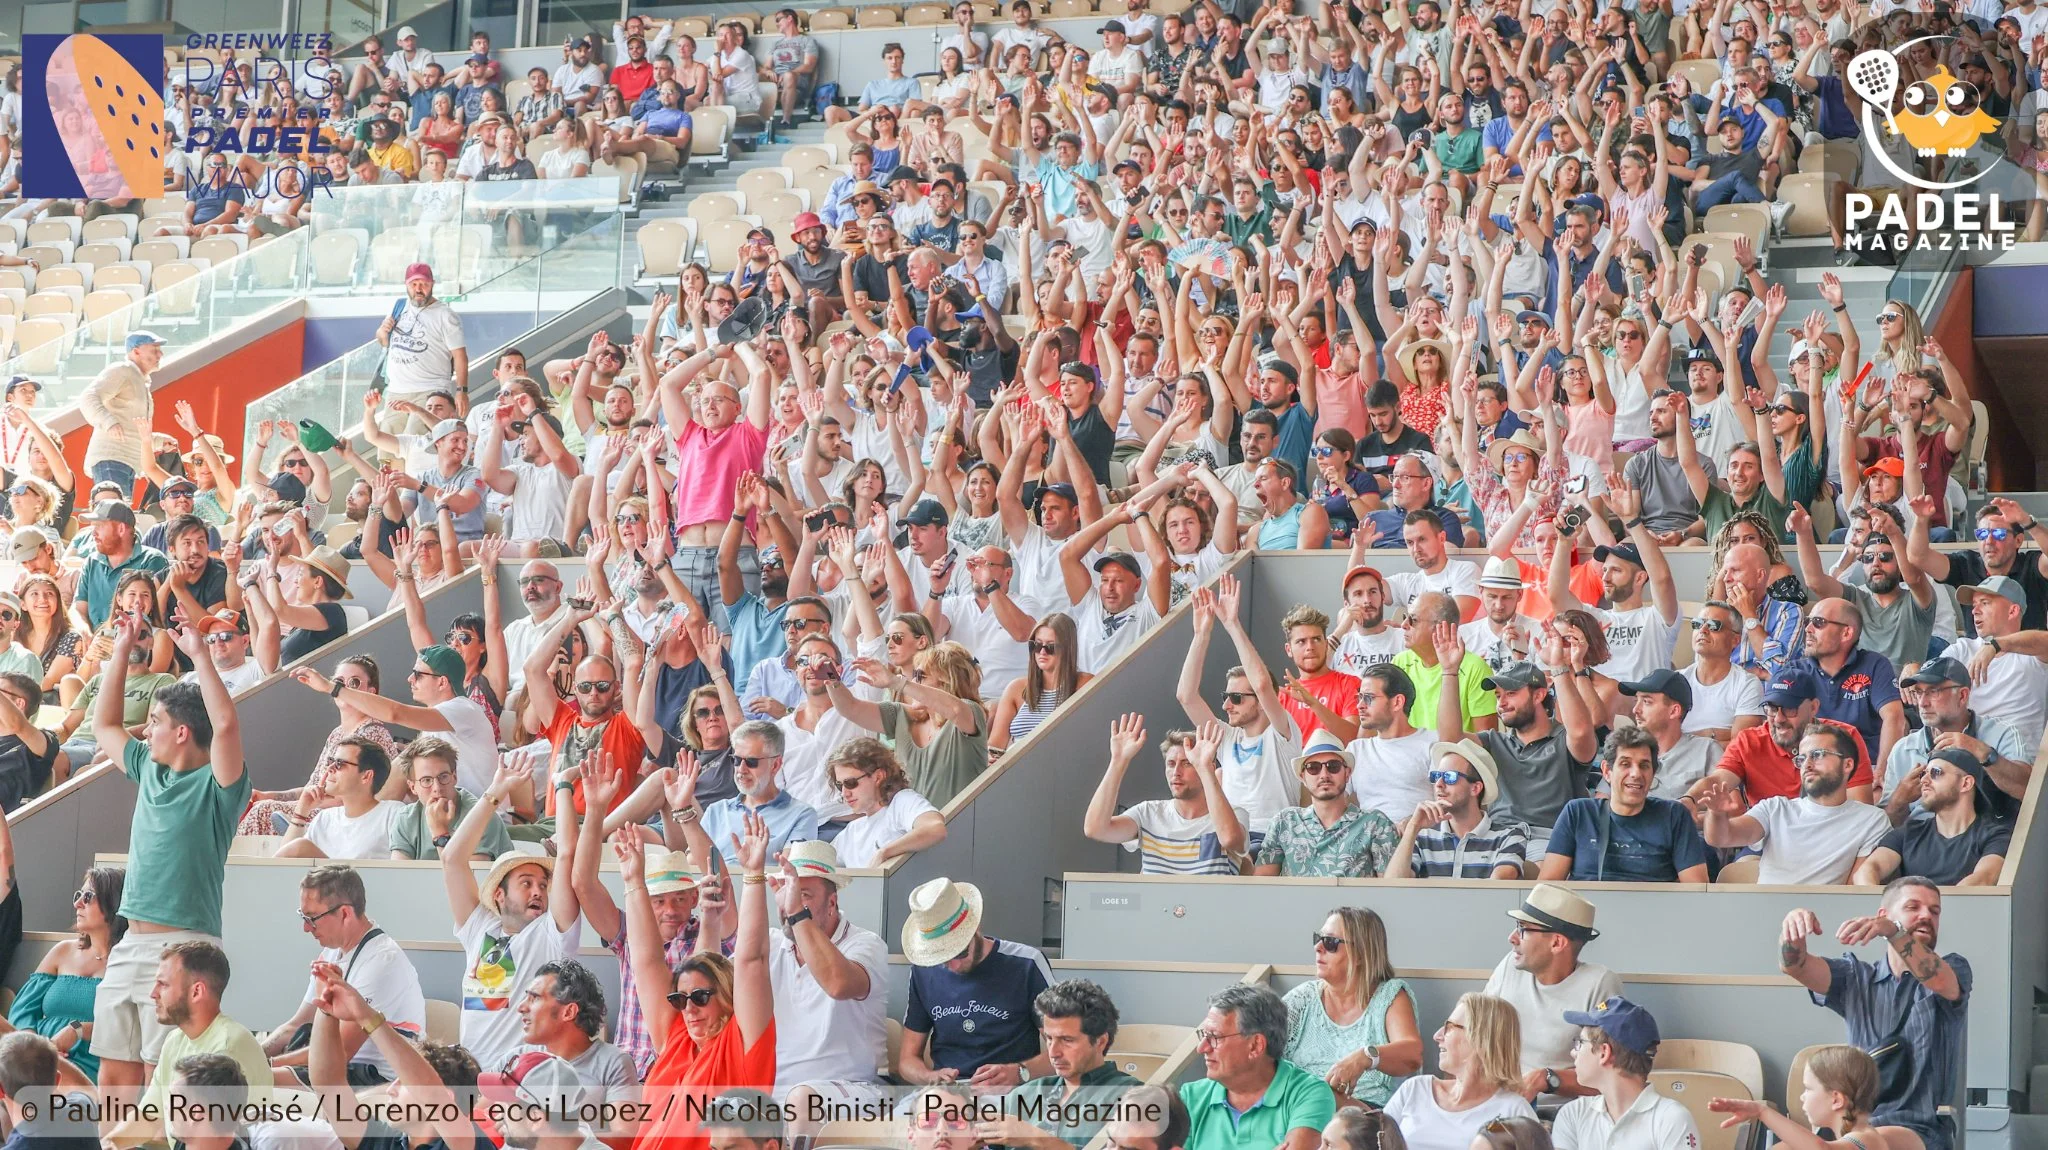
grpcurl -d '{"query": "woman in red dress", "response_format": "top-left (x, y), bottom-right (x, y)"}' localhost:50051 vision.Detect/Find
top-left (623, 811), bottom-right (775, 1150)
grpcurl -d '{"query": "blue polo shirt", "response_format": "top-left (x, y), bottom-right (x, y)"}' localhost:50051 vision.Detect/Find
top-left (1792, 649), bottom-right (1901, 770)
top-left (725, 593), bottom-right (789, 698)
top-left (79, 545), bottom-right (172, 628)
top-left (1181, 1060), bottom-right (1337, 1150)
top-left (700, 789), bottom-right (818, 871)
top-left (1546, 796), bottom-right (1708, 882)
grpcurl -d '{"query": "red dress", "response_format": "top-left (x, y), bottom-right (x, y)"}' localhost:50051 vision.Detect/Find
top-left (635, 1019), bottom-right (778, 1150)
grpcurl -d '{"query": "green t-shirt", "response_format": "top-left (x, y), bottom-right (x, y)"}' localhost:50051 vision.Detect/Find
top-left (78, 671), bottom-right (180, 727)
top-left (1181, 1059), bottom-right (1336, 1150)
top-left (119, 737), bottom-right (250, 935)
top-left (1782, 435), bottom-right (1824, 518)
top-left (387, 787), bottom-right (515, 860)
top-left (1701, 483), bottom-right (1787, 548)
top-left (143, 1014), bottom-right (272, 1115)
top-left (1434, 124), bottom-right (1484, 173)
top-left (1392, 650), bottom-right (1500, 730)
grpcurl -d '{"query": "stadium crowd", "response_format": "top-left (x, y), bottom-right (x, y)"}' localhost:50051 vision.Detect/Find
top-left (0, 0), bottom-right (2035, 1147)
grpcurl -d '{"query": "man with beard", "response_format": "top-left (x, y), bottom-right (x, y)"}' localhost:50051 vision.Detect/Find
top-left (1482, 884), bottom-right (1618, 1102)
top-left (720, 472), bottom-right (798, 698)
top-left (1060, 501), bottom-right (1172, 674)
top-left (127, 942), bottom-right (270, 1133)
top-left (573, 754), bottom-right (728, 1078)
top-left (1883, 658), bottom-right (2031, 825)
top-left (520, 595), bottom-right (646, 825)
top-left (440, 758), bottom-right (583, 1071)
top-left (1623, 390), bottom-right (1713, 545)
top-left (1460, 558), bottom-right (1537, 672)
top-left (1908, 495), bottom-right (2048, 634)
top-left (1699, 720), bottom-right (1890, 884)
top-left (296, 645), bottom-right (509, 811)
top-left (926, 545), bottom-right (1037, 699)
top-left (1788, 597), bottom-right (1906, 778)
top-left (152, 510), bottom-right (232, 625)
top-left (1541, 725), bottom-right (1709, 883)
top-left (1086, 718), bottom-right (1248, 875)
top-left (1691, 668), bottom-right (1873, 808)
top-left (1274, 605), bottom-right (1359, 742)
top-left (1468, 661), bottom-right (1601, 855)
top-left (1332, 565), bottom-right (1405, 675)
top-left (503, 960), bottom-right (632, 1104)
top-left (1779, 878), bottom-right (1970, 1150)
top-left (1177, 579), bottom-right (1301, 834)
top-left (680, 718), bottom-right (820, 871)
top-left (1548, 478), bottom-right (1681, 683)
top-left (377, 264), bottom-right (468, 419)
top-left (1790, 504), bottom-right (1935, 676)
top-left (501, 560), bottom-right (571, 691)
top-left (1253, 731), bottom-right (1397, 878)
top-left (1616, 669), bottom-right (1722, 801)
top-left (1855, 748), bottom-right (2009, 887)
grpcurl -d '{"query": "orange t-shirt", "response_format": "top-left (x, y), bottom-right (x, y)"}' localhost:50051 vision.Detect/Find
top-left (542, 709), bottom-right (648, 818)
top-left (636, 1019), bottom-right (778, 1150)
top-left (1717, 719), bottom-right (1874, 803)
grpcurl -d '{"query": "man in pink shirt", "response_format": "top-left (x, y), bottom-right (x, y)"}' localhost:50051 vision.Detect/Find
top-left (658, 303), bottom-right (774, 621)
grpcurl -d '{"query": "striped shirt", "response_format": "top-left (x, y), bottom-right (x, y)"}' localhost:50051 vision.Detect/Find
top-left (1410, 812), bottom-right (1529, 878)
top-left (1121, 800), bottom-right (1249, 875)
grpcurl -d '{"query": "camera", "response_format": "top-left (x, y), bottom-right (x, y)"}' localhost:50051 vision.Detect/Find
top-left (1557, 506), bottom-right (1587, 535)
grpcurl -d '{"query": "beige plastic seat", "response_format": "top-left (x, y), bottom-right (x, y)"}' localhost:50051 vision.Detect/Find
top-left (1716, 854), bottom-right (1760, 883)
top-left (83, 290), bottom-right (135, 343)
top-left (737, 166), bottom-right (793, 201)
top-left (1675, 233), bottom-right (1743, 295)
top-left (795, 166), bottom-right (843, 213)
top-left (1049, 0), bottom-right (1094, 15)
top-left (150, 260), bottom-right (206, 314)
top-left (1775, 172), bottom-right (1842, 238)
top-left (96, 264), bottom-right (145, 290)
top-left (21, 244), bottom-right (68, 268)
top-left (783, 145), bottom-right (835, 171)
top-left (1653, 1039), bottom-right (1764, 1099)
top-left (76, 242), bottom-right (125, 270)
top-left (131, 239), bottom-right (181, 269)
top-left (83, 216), bottom-right (136, 244)
top-left (26, 219), bottom-right (79, 246)
top-left (503, 77), bottom-right (532, 111)
top-left (688, 193), bottom-right (743, 221)
top-left (856, 5), bottom-right (901, 25)
top-left (1784, 1045), bottom-right (1826, 1126)
top-left (808, 7), bottom-right (854, 29)
top-left (752, 190), bottom-right (806, 222)
top-left (11, 318), bottom-right (69, 372)
top-left (690, 105), bottom-right (732, 158)
top-left (191, 235), bottom-right (244, 269)
top-left (309, 232), bottom-right (360, 286)
top-left (636, 218), bottom-right (695, 278)
top-left (1106, 1023), bottom-right (1194, 1080)
top-left (22, 291), bottom-right (77, 319)
top-left (594, 153), bottom-right (643, 203)
top-left (701, 217), bottom-right (753, 273)
top-left (1668, 58), bottom-right (1722, 93)
top-left (36, 266), bottom-right (86, 292)
top-left (905, 2), bottom-right (951, 22)
top-left (1649, 1070), bottom-right (1751, 1150)
top-left (424, 1000), bottom-right (459, 1044)
top-left (1703, 204), bottom-right (1770, 255)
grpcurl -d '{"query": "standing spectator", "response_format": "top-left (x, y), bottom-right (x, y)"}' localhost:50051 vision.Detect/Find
top-left (1482, 885), bottom-right (1621, 1102)
top-left (1181, 984), bottom-right (1335, 1150)
top-left (1699, 720), bottom-right (1892, 884)
top-left (1551, 997), bottom-right (1701, 1150)
top-left (1083, 717), bottom-right (1248, 876)
top-left (766, 9), bottom-right (819, 130)
top-left (762, 838), bottom-right (891, 1107)
top-left (1176, 578), bottom-right (1301, 833)
top-left (657, 340), bottom-right (774, 625)
top-left (88, 617), bottom-right (246, 1104)
top-left (378, 265), bottom-right (469, 418)
top-left (897, 876), bottom-right (1053, 1089)
top-left (81, 333), bottom-right (166, 492)
top-left (1779, 880), bottom-right (1970, 1150)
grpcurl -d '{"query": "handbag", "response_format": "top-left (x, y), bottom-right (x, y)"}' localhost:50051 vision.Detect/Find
top-left (1866, 1035), bottom-right (1915, 1105)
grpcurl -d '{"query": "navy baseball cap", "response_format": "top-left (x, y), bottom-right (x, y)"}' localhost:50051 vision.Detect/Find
top-left (1761, 667), bottom-right (1820, 709)
top-left (1562, 996), bottom-right (1661, 1057)
top-left (1593, 542), bottom-right (1643, 569)
top-left (1617, 667), bottom-right (1692, 711)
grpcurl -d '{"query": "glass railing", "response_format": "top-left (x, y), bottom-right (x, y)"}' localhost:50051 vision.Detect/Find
top-left (240, 203), bottom-right (624, 470)
top-left (1884, 239), bottom-right (1962, 319)
top-left (0, 175), bottom-right (627, 410)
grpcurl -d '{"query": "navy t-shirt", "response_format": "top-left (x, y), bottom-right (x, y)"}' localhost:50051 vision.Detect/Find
top-left (652, 652), bottom-right (736, 742)
top-left (904, 938), bottom-right (1053, 1076)
top-left (1546, 796), bottom-right (1707, 882)
top-left (1879, 815), bottom-right (2011, 886)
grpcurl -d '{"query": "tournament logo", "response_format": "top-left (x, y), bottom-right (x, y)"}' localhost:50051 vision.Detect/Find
top-left (1842, 35), bottom-right (2017, 250)
top-left (1848, 39), bottom-right (2003, 191)
top-left (20, 33), bottom-right (168, 200)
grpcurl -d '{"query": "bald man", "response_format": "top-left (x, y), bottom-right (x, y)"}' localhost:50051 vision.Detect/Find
top-left (1722, 542), bottom-right (1802, 679)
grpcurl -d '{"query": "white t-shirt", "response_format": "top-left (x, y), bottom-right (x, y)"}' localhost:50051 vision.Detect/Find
top-left (1594, 605), bottom-right (1678, 682)
top-left (1681, 664), bottom-right (1763, 735)
top-left (1068, 590), bottom-right (1160, 674)
top-left (455, 904), bottom-right (581, 1072)
top-left (188, 660), bottom-right (266, 695)
top-left (991, 26), bottom-right (1050, 60)
top-left (1386, 562), bottom-right (1481, 618)
top-left (436, 696), bottom-right (501, 795)
top-left (776, 707), bottom-right (865, 821)
top-left (298, 931), bottom-right (427, 1073)
top-left (1944, 637), bottom-right (2048, 752)
top-left (1218, 725), bottom-right (1300, 833)
top-left (1346, 728), bottom-right (1436, 822)
top-left (718, 49), bottom-right (763, 106)
top-left (384, 301), bottom-right (466, 400)
top-left (939, 594), bottom-right (1035, 698)
top-left (1382, 1076), bottom-right (1538, 1150)
top-left (502, 458), bottom-right (576, 543)
top-left (1551, 1087), bottom-right (1703, 1150)
top-left (1087, 45), bottom-right (1146, 88)
top-left (1335, 628), bottom-right (1405, 676)
top-left (769, 917), bottom-right (890, 1094)
top-left (1010, 524), bottom-right (1087, 611)
top-left (1483, 955), bottom-right (1625, 1073)
top-left (504, 605), bottom-right (569, 692)
top-left (305, 800), bottom-right (406, 860)
top-left (552, 62), bottom-right (604, 102)
top-left (1750, 796), bottom-right (1892, 885)
top-left (1687, 390), bottom-right (1746, 472)
top-left (834, 788), bottom-right (939, 868)
top-left (1461, 616), bottom-right (1536, 671)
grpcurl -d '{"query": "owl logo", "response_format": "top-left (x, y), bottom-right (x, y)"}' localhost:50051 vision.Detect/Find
top-left (1891, 66), bottom-right (1999, 158)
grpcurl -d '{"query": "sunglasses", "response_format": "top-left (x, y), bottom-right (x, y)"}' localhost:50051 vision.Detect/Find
top-left (1301, 759), bottom-right (1347, 775)
top-left (509, 420), bottom-right (532, 435)
top-left (74, 887), bottom-right (95, 905)
top-left (1029, 640), bottom-right (1060, 654)
top-left (1221, 690), bottom-right (1253, 704)
top-left (782, 617), bottom-right (827, 632)
top-left (204, 632), bottom-right (238, 645)
top-left (1696, 618), bottom-right (1728, 633)
top-left (574, 680), bottom-right (616, 693)
top-left (1429, 769), bottom-right (1479, 785)
top-left (666, 988), bottom-right (719, 1009)
top-left (1311, 932), bottom-right (1345, 953)
top-left (1977, 527), bottom-right (2013, 542)
top-left (1311, 445), bottom-right (1338, 459)
top-left (734, 754), bottom-right (780, 770)
top-left (834, 771), bottom-right (874, 791)
top-left (1877, 312), bottom-right (1903, 323)
top-left (794, 654), bottom-right (837, 669)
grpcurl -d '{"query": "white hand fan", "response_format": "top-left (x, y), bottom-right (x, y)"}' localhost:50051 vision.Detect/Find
top-left (1847, 50), bottom-right (1901, 134)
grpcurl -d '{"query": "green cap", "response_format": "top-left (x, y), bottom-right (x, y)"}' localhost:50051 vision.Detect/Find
top-left (418, 644), bottom-right (466, 685)
top-left (296, 419), bottom-right (340, 453)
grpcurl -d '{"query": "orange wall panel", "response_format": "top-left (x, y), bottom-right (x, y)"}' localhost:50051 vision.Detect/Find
top-left (59, 319), bottom-right (306, 488)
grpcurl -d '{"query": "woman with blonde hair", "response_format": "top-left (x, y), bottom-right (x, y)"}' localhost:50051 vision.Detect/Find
top-left (1710, 1044), bottom-right (1920, 1150)
top-left (1468, 1116), bottom-right (1552, 1150)
top-left (1868, 299), bottom-right (1926, 393)
top-left (989, 613), bottom-right (1091, 756)
top-left (1283, 906), bottom-right (1423, 1108)
top-left (1382, 993), bottom-right (1535, 1150)
top-left (827, 640), bottom-right (988, 807)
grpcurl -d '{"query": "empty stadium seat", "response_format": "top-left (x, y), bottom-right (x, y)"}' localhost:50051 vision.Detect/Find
top-left (1649, 1070), bottom-right (1751, 1150)
top-left (309, 233), bottom-right (360, 286)
top-left (1106, 1023), bottom-right (1193, 1080)
top-left (808, 7), bottom-right (853, 28)
top-left (20, 244), bottom-right (67, 268)
top-left (783, 145), bottom-right (835, 171)
top-left (150, 261), bottom-right (206, 314)
top-left (131, 239), bottom-right (182, 269)
top-left (249, 239), bottom-right (300, 289)
top-left (191, 235), bottom-right (245, 268)
top-left (76, 241), bottom-right (126, 268)
top-left (1776, 173), bottom-right (1842, 238)
top-left (795, 167), bottom-right (843, 212)
top-left (593, 153), bottom-right (643, 203)
top-left (737, 167), bottom-right (794, 201)
top-left (636, 218), bottom-right (695, 279)
top-left (425, 1000), bottom-right (459, 1044)
top-left (37, 266), bottom-right (87, 292)
top-left (691, 106), bottom-right (732, 160)
top-left (701, 217), bottom-right (753, 273)
top-left (11, 318), bottom-right (69, 372)
top-left (689, 193), bottom-right (744, 222)
top-left (22, 292), bottom-right (76, 319)
top-left (95, 264), bottom-right (145, 290)
top-left (26, 218), bottom-right (80, 246)
top-left (905, 3), bottom-right (951, 22)
top-left (1702, 204), bottom-right (1770, 256)
top-left (674, 16), bottom-right (711, 37)
top-left (82, 216), bottom-right (136, 244)
top-left (856, 5), bottom-right (901, 25)
top-left (1668, 58), bottom-right (1721, 93)
top-left (753, 190), bottom-right (806, 223)
top-left (1653, 1038), bottom-right (1764, 1098)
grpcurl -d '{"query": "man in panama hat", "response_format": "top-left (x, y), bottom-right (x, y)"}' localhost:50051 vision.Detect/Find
top-left (1484, 883), bottom-right (1623, 1101)
top-left (898, 877), bottom-right (1054, 1092)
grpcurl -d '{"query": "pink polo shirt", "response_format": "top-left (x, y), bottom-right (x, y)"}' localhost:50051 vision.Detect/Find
top-left (672, 419), bottom-right (767, 529)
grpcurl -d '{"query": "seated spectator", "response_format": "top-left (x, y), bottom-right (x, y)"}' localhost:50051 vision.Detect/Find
top-left (1002, 980), bottom-right (1142, 1149)
top-left (1788, 596), bottom-right (1906, 780)
top-left (825, 41), bottom-right (922, 125)
top-left (0, 1030), bottom-right (95, 1144)
top-left (260, 865), bottom-right (425, 1087)
top-left (1181, 983), bottom-right (1334, 1150)
top-left (1700, 720), bottom-right (1892, 884)
top-left (307, 964), bottom-right (490, 1150)
top-left (823, 644), bottom-right (990, 808)
top-left (248, 546), bottom-right (352, 673)
top-left (675, 719), bottom-right (819, 870)
top-left (130, 942), bottom-right (272, 1130)
top-left (1282, 906), bottom-right (1421, 1109)
top-left (603, 80), bottom-right (692, 168)
top-left (1542, 725), bottom-right (1710, 884)
top-left (898, 876), bottom-right (1053, 1090)
top-left (502, 960), bottom-right (632, 1103)
top-left (295, 644), bottom-right (506, 810)
top-left (765, 9), bottom-right (820, 129)
top-left (275, 737), bottom-right (402, 860)
top-left (243, 655), bottom-right (401, 835)
top-left (1178, 579), bottom-right (1302, 832)
top-left (1691, 668), bottom-right (1875, 808)
top-left (386, 736), bottom-right (514, 861)
top-left (1084, 717), bottom-right (1248, 875)
top-left (516, 588), bottom-right (646, 824)
top-left (1618, 668), bottom-right (1724, 800)
top-left (828, 736), bottom-right (946, 868)
top-left (8, 866), bottom-right (121, 1082)
top-left (515, 68), bottom-right (565, 139)
top-left (1254, 730), bottom-right (1398, 878)
top-left (1884, 658), bottom-right (2030, 825)
top-left (1778, 879), bottom-right (1969, 1150)
top-left (535, 117), bottom-right (593, 180)
top-left (1469, 660), bottom-right (1601, 849)
top-left (1387, 738), bottom-right (1526, 879)
top-left (1708, 1045), bottom-right (1915, 1150)
top-left (0, 672), bottom-right (58, 810)
top-left (1552, 997), bottom-right (1702, 1150)
top-left (1381, 993), bottom-right (1536, 1150)
top-left (1348, 663), bottom-right (1434, 820)
top-left (1855, 748), bottom-right (2011, 887)
top-left (1484, 885), bottom-right (1622, 1101)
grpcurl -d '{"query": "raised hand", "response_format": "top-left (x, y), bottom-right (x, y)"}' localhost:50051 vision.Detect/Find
top-left (1706, 1097), bottom-right (1770, 1129)
top-left (1214, 572), bottom-right (1242, 622)
top-left (612, 829), bottom-right (648, 884)
top-left (581, 749), bottom-right (624, 813)
top-left (174, 399), bottom-right (203, 436)
top-left (734, 808), bottom-right (771, 873)
top-left (1431, 619), bottom-right (1464, 670)
top-left (1695, 777), bottom-right (1746, 817)
top-left (1108, 712), bottom-right (1147, 762)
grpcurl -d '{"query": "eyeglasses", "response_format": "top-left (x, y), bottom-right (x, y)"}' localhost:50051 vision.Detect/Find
top-left (1978, 527), bottom-right (2013, 542)
top-left (734, 755), bottom-right (780, 770)
top-left (1795, 749), bottom-right (1848, 765)
top-left (414, 770), bottom-right (456, 787)
top-left (1311, 932), bottom-right (1345, 953)
top-left (300, 905), bottom-right (344, 926)
top-left (1429, 769), bottom-right (1480, 785)
top-left (1806, 617), bottom-right (1851, 630)
top-left (517, 576), bottom-right (558, 587)
top-left (575, 680), bottom-right (616, 693)
top-left (327, 754), bottom-right (363, 771)
top-left (336, 677), bottom-right (370, 691)
top-left (1501, 451), bottom-right (1534, 466)
top-left (666, 988), bottom-right (719, 1009)
top-left (1510, 924), bottom-right (1556, 939)
top-left (1029, 641), bottom-right (1061, 655)
top-left (1924, 764), bottom-right (1949, 780)
top-left (1300, 759), bottom-right (1347, 775)
top-left (446, 632), bottom-right (479, 647)
top-left (834, 771), bottom-right (875, 792)
top-left (1195, 1029), bottom-right (1246, 1047)
top-left (692, 706), bottom-right (721, 720)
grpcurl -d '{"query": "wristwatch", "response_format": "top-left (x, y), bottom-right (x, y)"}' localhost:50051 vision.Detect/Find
top-left (785, 907), bottom-right (814, 928)
top-left (330, 680), bottom-right (345, 698)
top-left (1544, 1069), bottom-right (1562, 1092)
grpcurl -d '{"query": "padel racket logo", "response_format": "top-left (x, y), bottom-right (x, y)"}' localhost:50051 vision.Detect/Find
top-left (1848, 37), bottom-right (2002, 192)
top-left (21, 33), bottom-right (168, 199)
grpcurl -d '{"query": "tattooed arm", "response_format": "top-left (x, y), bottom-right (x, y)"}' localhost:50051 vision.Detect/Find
top-left (1840, 912), bottom-right (1962, 1001)
top-left (1777, 908), bottom-right (1834, 996)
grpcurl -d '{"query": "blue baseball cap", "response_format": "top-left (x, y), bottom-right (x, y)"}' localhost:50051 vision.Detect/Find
top-left (1562, 996), bottom-right (1661, 1057)
top-left (1761, 667), bottom-right (1820, 709)
top-left (126, 330), bottom-right (167, 351)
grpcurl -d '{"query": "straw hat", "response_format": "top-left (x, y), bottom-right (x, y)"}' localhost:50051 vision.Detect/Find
top-left (1430, 738), bottom-right (1503, 809)
top-left (480, 843), bottom-right (556, 913)
top-left (183, 433), bottom-right (235, 465)
top-left (1485, 428), bottom-right (1544, 473)
top-left (643, 847), bottom-right (700, 897)
top-left (786, 839), bottom-right (853, 888)
top-left (1396, 338), bottom-right (1452, 379)
top-left (1508, 883), bottom-right (1599, 941)
top-left (281, 546), bottom-right (354, 598)
top-left (902, 877), bottom-right (982, 966)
